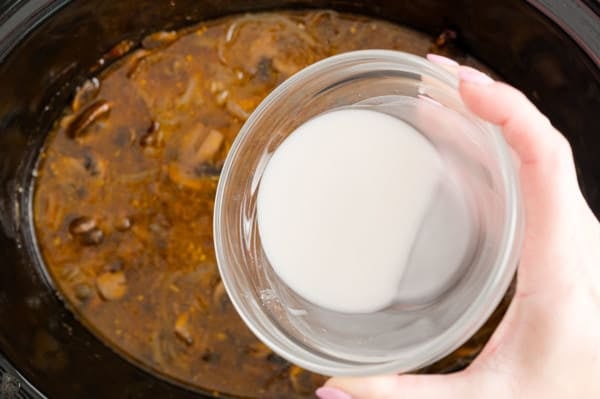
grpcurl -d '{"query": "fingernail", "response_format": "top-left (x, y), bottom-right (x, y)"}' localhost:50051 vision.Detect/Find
top-left (316, 386), bottom-right (352, 399)
top-left (458, 65), bottom-right (494, 85)
top-left (426, 53), bottom-right (459, 66)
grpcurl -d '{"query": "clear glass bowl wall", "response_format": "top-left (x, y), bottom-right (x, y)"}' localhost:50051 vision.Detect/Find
top-left (214, 51), bottom-right (524, 376)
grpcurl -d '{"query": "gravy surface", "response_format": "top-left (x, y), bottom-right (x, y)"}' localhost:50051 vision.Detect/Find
top-left (34, 10), bottom-right (494, 397)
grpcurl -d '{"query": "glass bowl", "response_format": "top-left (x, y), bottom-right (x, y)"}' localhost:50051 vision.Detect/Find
top-left (213, 50), bottom-right (523, 376)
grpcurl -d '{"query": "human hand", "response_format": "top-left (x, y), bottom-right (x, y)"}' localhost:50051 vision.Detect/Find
top-left (316, 55), bottom-right (600, 399)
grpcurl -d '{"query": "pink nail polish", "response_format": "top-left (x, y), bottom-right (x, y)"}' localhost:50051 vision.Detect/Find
top-left (316, 386), bottom-right (352, 399)
top-left (426, 53), bottom-right (459, 66)
top-left (458, 65), bottom-right (494, 85)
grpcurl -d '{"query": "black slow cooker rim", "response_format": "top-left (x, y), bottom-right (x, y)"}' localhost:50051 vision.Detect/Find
top-left (529, 0), bottom-right (600, 65)
top-left (1, 0), bottom-right (600, 65)
top-left (1, 1), bottom-right (599, 398)
top-left (0, 354), bottom-right (44, 398)
top-left (0, 0), bottom-right (69, 61)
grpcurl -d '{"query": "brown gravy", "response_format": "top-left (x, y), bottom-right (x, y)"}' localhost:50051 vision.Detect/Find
top-left (33, 10), bottom-right (499, 398)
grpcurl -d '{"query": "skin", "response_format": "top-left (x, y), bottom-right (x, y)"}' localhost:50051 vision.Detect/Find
top-left (318, 59), bottom-right (600, 399)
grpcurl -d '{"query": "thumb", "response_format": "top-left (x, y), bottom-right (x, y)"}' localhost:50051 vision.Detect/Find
top-left (319, 372), bottom-right (498, 399)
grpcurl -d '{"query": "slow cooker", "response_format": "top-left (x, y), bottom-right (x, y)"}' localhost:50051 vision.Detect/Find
top-left (1, 0), bottom-right (599, 398)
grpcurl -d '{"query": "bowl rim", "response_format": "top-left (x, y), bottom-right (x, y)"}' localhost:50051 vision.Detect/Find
top-left (215, 49), bottom-right (523, 376)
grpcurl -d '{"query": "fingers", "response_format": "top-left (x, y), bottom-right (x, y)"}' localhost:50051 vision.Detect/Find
top-left (428, 54), bottom-right (585, 294)
top-left (428, 54), bottom-right (576, 178)
top-left (456, 65), bottom-right (583, 285)
top-left (459, 78), bottom-right (573, 172)
top-left (459, 75), bottom-right (580, 229)
top-left (320, 373), bottom-right (488, 399)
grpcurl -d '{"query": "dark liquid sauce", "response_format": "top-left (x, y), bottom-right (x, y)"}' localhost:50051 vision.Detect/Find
top-left (33, 10), bottom-right (509, 398)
